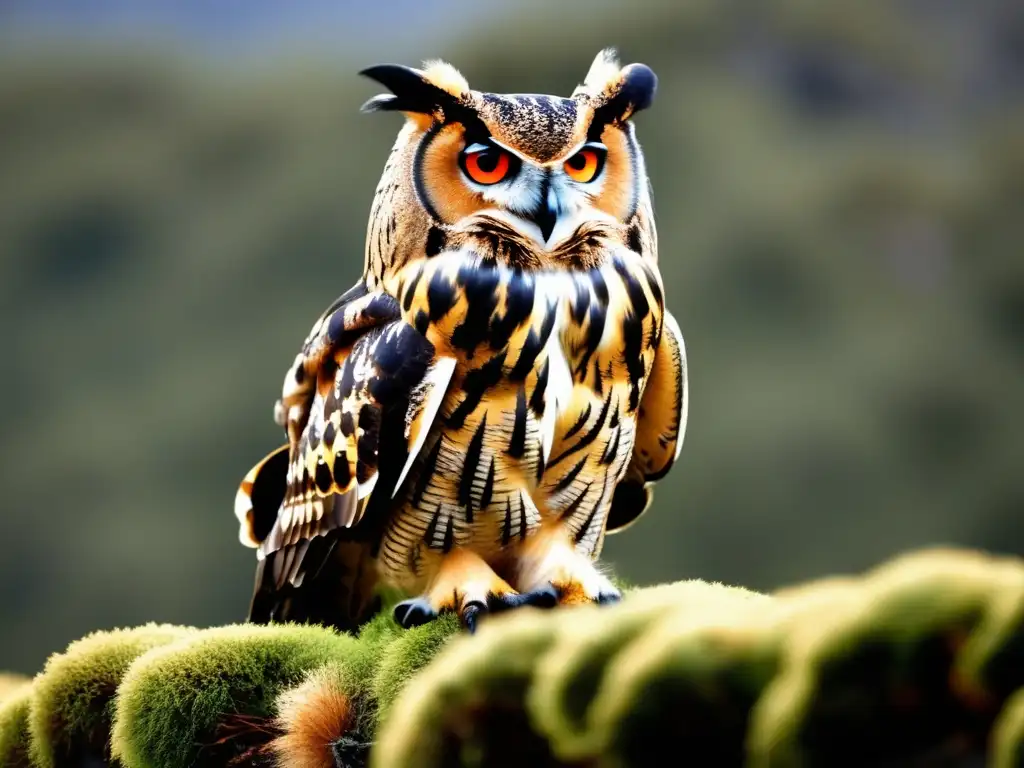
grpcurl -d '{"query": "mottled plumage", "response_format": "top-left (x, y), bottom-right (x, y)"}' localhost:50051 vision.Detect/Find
top-left (235, 48), bottom-right (688, 632)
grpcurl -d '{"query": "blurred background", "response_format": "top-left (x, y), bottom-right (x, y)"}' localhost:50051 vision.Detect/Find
top-left (1, 0), bottom-right (1022, 675)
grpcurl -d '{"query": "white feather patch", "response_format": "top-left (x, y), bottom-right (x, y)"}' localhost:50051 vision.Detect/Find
top-left (393, 356), bottom-right (458, 498)
top-left (421, 59), bottom-right (470, 97)
top-left (234, 488), bottom-right (259, 548)
top-left (576, 47), bottom-right (621, 97)
top-left (662, 309), bottom-right (688, 462)
top-left (357, 472), bottom-right (378, 501)
top-left (537, 289), bottom-right (575, 463)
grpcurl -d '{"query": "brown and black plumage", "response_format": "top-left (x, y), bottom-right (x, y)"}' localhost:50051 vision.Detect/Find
top-left (235, 48), bottom-right (688, 632)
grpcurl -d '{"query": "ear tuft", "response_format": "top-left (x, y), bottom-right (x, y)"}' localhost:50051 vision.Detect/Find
top-left (582, 52), bottom-right (658, 125)
top-left (420, 59), bottom-right (470, 99)
top-left (581, 47), bottom-right (622, 95)
top-left (616, 62), bottom-right (658, 117)
top-left (581, 47), bottom-right (618, 95)
top-left (359, 63), bottom-right (465, 120)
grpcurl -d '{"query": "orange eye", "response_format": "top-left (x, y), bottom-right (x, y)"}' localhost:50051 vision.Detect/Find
top-left (564, 148), bottom-right (603, 183)
top-left (462, 147), bottom-right (512, 185)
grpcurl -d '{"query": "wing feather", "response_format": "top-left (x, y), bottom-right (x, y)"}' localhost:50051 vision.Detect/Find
top-left (237, 281), bottom-right (457, 622)
top-left (606, 307), bottom-right (687, 533)
top-left (234, 444), bottom-right (289, 548)
top-left (393, 356), bottom-right (458, 496)
top-left (252, 322), bottom-right (454, 569)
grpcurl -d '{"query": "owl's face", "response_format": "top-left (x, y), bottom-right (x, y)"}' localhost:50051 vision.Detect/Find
top-left (360, 49), bottom-right (659, 285)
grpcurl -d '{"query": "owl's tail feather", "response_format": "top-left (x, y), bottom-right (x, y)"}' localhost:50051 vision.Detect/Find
top-left (247, 536), bottom-right (382, 634)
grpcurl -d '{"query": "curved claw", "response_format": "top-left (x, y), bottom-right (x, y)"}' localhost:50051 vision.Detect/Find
top-left (393, 597), bottom-right (437, 629)
top-left (487, 584), bottom-right (560, 613)
top-left (457, 586), bottom-right (563, 634)
top-left (461, 600), bottom-right (487, 634)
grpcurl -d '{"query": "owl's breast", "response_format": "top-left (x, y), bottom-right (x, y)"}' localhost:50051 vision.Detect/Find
top-left (538, 250), bottom-right (666, 551)
top-left (377, 249), bottom-right (665, 582)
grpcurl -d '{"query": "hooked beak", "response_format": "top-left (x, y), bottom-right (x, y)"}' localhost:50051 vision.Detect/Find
top-left (529, 178), bottom-right (560, 245)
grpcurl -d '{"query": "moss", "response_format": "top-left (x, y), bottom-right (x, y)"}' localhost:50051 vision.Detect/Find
top-left (110, 622), bottom-right (357, 768)
top-left (529, 578), bottom-right (770, 760)
top-left (0, 685), bottom-right (34, 768)
top-left (595, 612), bottom-right (778, 767)
top-left (370, 609), bottom-right (562, 768)
top-left (747, 548), bottom-right (1024, 767)
top-left (263, 609), bottom-right (459, 768)
top-left (0, 674), bottom-right (32, 705)
top-left (27, 622), bottom-right (192, 768)
top-left (540, 583), bottom-right (773, 765)
top-left (370, 612), bottom-right (460, 724)
top-left (305, 610), bottom-right (406, 737)
top-left (364, 550), bottom-right (1024, 767)
top-left (992, 687), bottom-right (1024, 768)
top-left (9, 547), bottom-right (1024, 767)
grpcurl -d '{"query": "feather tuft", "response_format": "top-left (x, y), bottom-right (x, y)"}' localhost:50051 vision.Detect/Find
top-left (269, 668), bottom-right (354, 768)
top-left (577, 47), bottom-right (622, 98)
top-left (420, 59), bottom-right (470, 97)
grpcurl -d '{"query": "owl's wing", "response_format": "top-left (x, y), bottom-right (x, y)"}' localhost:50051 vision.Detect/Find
top-left (235, 281), bottom-right (456, 627)
top-left (606, 308), bottom-right (688, 533)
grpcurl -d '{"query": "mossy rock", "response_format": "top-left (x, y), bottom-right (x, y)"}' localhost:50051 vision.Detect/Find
top-left (266, 607), bottom-right (460, 768)
top-left (992, 687), bottom-right (1024, 768)
top-left (365, 548), bottom-right (1024, 767)
top-left (0, 674), bottom-right (32, 705)
top-left (0, 684), bottom-right (35, 768)
top-left (7, 546), bottom-right (1024, 767)
top-left (27, 622), bottom-right (193, 768)
top-left (747, 548), bottom-right (1024, 767)
top-left (527, 578), bottom-right (772, 763)
top-left (371, 608), bottom-right (563, 768)
top-left (110, 622), bottom-right (357, 768)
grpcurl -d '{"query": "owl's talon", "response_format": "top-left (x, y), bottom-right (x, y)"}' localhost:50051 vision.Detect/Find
top-left (461, 600), bottom-right (487, 633)
top-left (487, 584), bottom-right (560, 613)
top-left (393, 597), bottom-right (437, 628)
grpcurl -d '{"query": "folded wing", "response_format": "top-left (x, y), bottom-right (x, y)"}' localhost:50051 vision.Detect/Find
top-left (606, 308), bottom-right (688, 533)
top-left (234, 280), bottom-right (456, 627)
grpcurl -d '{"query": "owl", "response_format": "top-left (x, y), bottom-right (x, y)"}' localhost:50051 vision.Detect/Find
top-left (234, 48), bottom-right (688, 633)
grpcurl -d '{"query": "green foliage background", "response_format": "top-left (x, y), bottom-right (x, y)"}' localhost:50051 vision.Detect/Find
top-left (1, 0), bottom-right (1022, 675)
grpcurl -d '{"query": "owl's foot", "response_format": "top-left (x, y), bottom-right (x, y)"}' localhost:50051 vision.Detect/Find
top-left (485, 583), bottom-right (560, 613)
top-left (392, 548), bottom-right (519, 633)
top-left (514, 525), bottom-right (621, 607)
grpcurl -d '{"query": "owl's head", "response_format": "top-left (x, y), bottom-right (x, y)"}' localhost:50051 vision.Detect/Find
top-left (359, 48), bottom-right (658, 283)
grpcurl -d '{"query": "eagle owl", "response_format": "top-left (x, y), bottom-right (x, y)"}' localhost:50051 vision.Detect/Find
top-left (234, 48), bottom-right (688, 633)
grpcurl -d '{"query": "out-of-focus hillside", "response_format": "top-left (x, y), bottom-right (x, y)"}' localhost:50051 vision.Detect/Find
top-left (0, 0), bottom-right (1022, 674)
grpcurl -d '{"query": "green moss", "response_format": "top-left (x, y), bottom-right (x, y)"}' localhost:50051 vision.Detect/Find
top-left (27, 622), bottom-right (192, 768)
top-left (271, 607), bottom-right (408, 742)
top-left (947, 554), bottom-right (1024, 703)
top-left (0, 685), bottom-right (34, 768)
top-left (260, 608), bottom-right (459, 768)
top-left (370, 612), bottom-right (459, 725)
top-left (110, 622), bottom-right (356, 768)
top-left (992, 687), bottom-right (1024, 768)
top-left (10, 548), bottom-right (1024, 767)
top-left (325, 609), bottom-right (405, 736)
top-left (747, 549), bottom-right (1024, 767)
top-left (530, 579), bottom-right (771, 762)
top-left (371, 609), bottom-right (561, 768)
top-left (0, 674), bottom-right (31, 705)
top-left (592, 608), bottom-right (780, 767)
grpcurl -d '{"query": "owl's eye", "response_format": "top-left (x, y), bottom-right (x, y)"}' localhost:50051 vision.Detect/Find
top-left (563, 144), bottom-right (606, 183)
top-left (460, 142), bottom-right (515, 185)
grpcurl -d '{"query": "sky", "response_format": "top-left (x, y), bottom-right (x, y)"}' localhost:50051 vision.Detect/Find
top-left (0, 0), bottom-right (508, 61)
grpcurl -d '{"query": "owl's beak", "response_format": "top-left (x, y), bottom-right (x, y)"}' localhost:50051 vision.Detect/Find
top-left (529, 184), bottom-right (560, 245)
